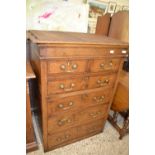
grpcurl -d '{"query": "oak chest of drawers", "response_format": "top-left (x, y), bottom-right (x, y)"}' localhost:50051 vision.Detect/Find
top-left (27, 30), bottom-right (128, 152)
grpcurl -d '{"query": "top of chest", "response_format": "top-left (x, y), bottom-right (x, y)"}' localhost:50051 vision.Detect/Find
top-left (27, 30), bottom-right (128, 58)
top-left (27, 30), bottom-right (128, 47)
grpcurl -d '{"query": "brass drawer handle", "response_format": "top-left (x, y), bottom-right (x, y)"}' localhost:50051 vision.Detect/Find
top-left (60, 62), bottom-right (78, 72)
top-left (72, 64), bottom-right (78, 70)
top-left (96, 79), bottom-right (109, 87)
top-left (93, 96), bottom-right (105, 104)
top-left (60, 64), bottom-right (66, 70)
top-left (89, 111), bottom-right (102, 118)
top-left (56, 134), bottom-right (70, 142)
top-left (100, 63), bottom-right (104, 69)
top-left (58, 118), bottom-right (72, 126)
top-left (105, 79), bottom-right (109, 84)
top-left (59, 84), bottom-right (65, 89)
top-left (58, 101), bottom-right (74, 110)
top-left (59, 83), bottom-right (75, 91)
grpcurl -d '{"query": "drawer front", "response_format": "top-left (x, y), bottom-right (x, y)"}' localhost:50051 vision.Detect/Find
top-left (47, 60), bottom-right (87, 74)
top-left (88, 74), bottom-right (116, 89)
top-left (48, 89), bottom-right (111, 116)
top-left (48, 127), bottom-right (77, 148)
top-left (48, 104), bottom-right (108, 133)
top-left (48, 113), bottom-right (76, 133)
top-left (77, 119), bottom-right (105, 137)
top-left (81, 90), bottom-right (111, 106)
top-left (76, 104), bottom-right (108, 124)
top-left (48, 95), bottom-right (81, 116)
top-left (47, 77), bottom-right (86, 95)
top-left (90, 59), bottom-right (120, 73)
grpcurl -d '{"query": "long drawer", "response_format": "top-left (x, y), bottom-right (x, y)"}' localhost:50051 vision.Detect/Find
top-left (47, 74), bottom-right (116, 95)
top-left (48, 104), bottom-right (108, 133)
top-left (47, 119), bottom-right (105, 149)
top-left (48, 89), bottom-right (111, 116)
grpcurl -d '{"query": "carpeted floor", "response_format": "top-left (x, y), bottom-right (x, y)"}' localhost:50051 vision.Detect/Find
top-left (27, 113), bottom-right (128, 155)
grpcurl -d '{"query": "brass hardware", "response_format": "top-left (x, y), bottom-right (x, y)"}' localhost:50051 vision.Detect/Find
top-left (67, 61), bottom-right (71, 66)
top-left (72, 64), bottom-right (78, 70)
top-left (69, 101), bottom-right (73, 106)
top-left (89, 111), bottom-right (102, 118)
top-left (58, 104), bottom-right (64, 108)
top-left (122, 50), bottom-right (127, 54)
top-left (56, 134), bottom-right (70, 142)
top-left (93, 96), bottom-right (105, 104)
top-left (109, 61), bottom-right (113, 66)
top-left (59, 83), bottom-right (75, 91)
top-left (65, 135), bottom-right (70, 139)
top-left (97, 79), bottom-right (109, 87)
top-left (97, 80), bottom-right (101, 84)
top-left (60, 64), bottom-right (66, 70)
top-left (58, 101), bottom-right (74, 110)
top-left (100, 63), bottom-right (104, 68)
top-left (110, 50), bottom-right (114, 54)
top-left (71, 83), bottom-right (75, 88)
top-left (58, 118), bottom-right (72, 126)
top-left (105, 79), bottom-right (109, 83)
top-left (59, 84), bottom-right (65, 89)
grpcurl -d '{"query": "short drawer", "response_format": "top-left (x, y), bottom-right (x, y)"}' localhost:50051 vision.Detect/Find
top-left (48, 89), bottom-right (111, 116)
top-left (47, 60), bottom-right (87, 74)
top-left (77, 119), bottom-right (105, 137)
top-left (48, 127), bottom-right (77, 148)
top-left (81, 89), bottom-right (111, 106)
top-left (76, 104), bottom-right (108, 124)
top-left (90, 58), bottom-right (121, 73)
top-left (48, 104), bottom-right (108, 133)
top-left (48, 95), bottom-right (82, 116)
top-left (47, 77), bottom-right (86, 95)
top-left (88, 74), bottom-right (116, 89)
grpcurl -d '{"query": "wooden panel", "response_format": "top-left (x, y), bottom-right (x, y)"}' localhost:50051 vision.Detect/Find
top-left (27, 30), bottom-right (128, 46)
top-left (39, 47), bottom-right (128, 58)
top-left (90, 58), bottom-right (121, 73)
top-left (48, 104), bottom-right (108, 133)
top-left (88, 74), bottom-right (116, 89)
top-left (48, 127), bottom-right (77, 148)
top-left (47, 77), bottom-right (86, 95)
top-left (47, 60), bottom-right (87, 74)
top-left (48, 89), bottom-right (111, 116)
top-left (111, 70), bottom-right (129, 112)
top-left (95, 13), bottom-right (111, 36)
top-left (77, 119), bottom-right (105, 137)
top-left (108, 11), bottom-right (129, 42)
top-left (26, 81), bottom-right (37, 152)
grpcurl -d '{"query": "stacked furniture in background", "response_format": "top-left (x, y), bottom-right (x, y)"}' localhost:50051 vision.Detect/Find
top-left (96, 11), bottom-right (129, 139)
top-left (26, 62), bottom-right (38, 152)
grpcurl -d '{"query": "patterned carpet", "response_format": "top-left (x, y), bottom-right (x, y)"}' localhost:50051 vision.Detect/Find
top-left (27, 114), bottom-right (128, 155)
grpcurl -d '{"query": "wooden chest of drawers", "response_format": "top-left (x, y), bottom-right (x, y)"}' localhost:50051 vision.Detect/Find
top-left (28, 30), bottom-right (128, 152)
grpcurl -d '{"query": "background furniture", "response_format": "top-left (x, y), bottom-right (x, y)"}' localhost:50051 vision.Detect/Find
top-left (26, 62), bottom-right (38, 152)
top-left (95, 11), bottom-right (129, 139)
top-left (108, 70), bottom-right (129, 139)
top-left (27, 30), bottom-right (128, 152)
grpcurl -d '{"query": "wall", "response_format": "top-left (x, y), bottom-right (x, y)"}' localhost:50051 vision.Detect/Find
top-left (26, 0), bottom-right (128, 33)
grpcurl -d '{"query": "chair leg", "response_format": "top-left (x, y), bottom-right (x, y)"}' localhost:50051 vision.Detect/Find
top-left (119, 116), bottom-right (129, 139)
top-left (108, 110), bottom-right (129, 140)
